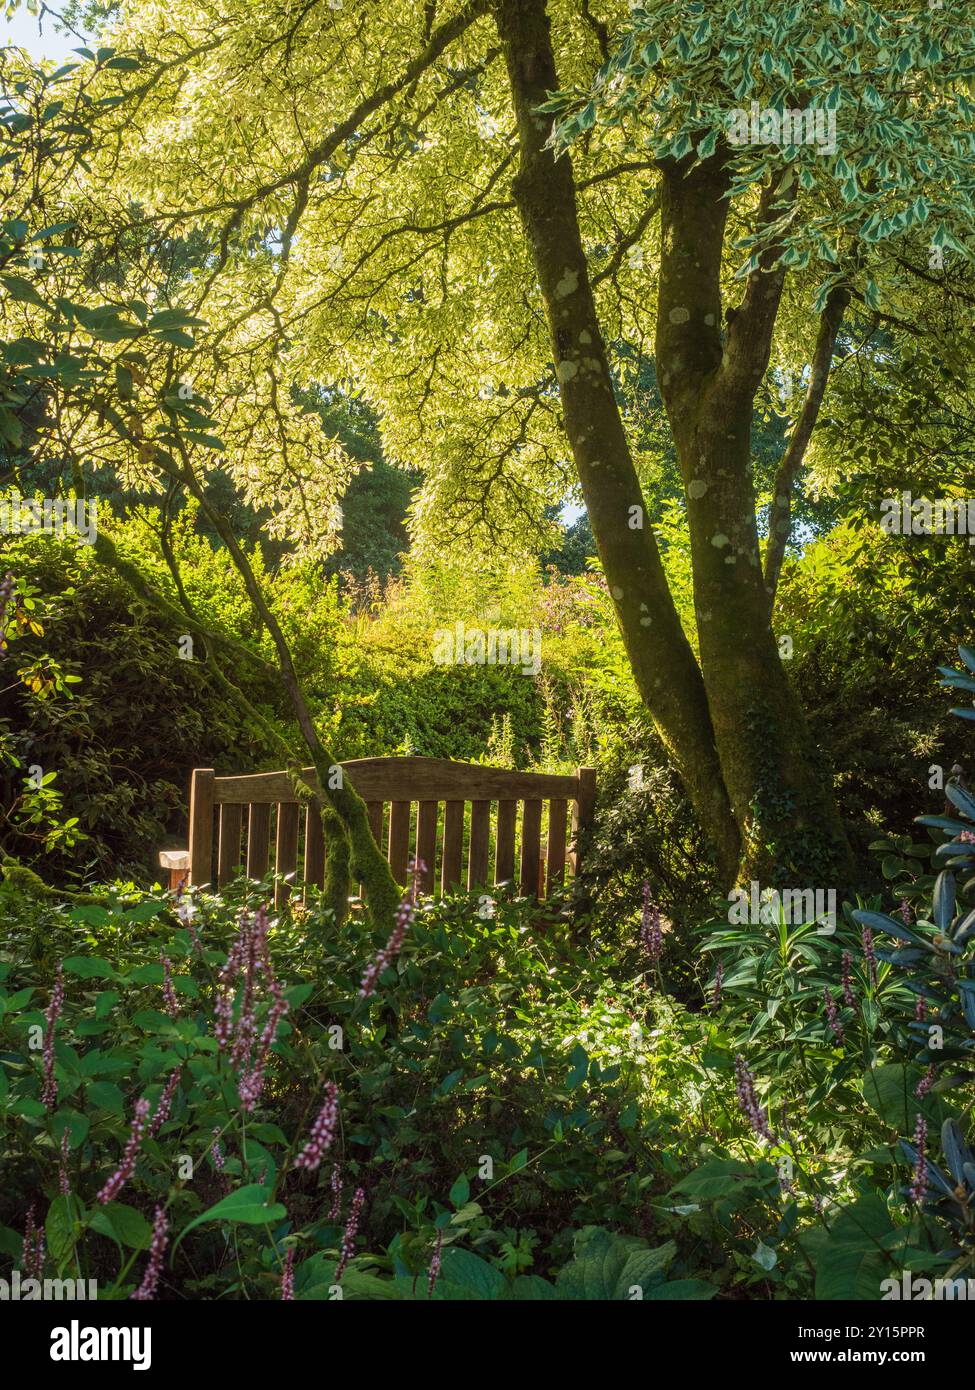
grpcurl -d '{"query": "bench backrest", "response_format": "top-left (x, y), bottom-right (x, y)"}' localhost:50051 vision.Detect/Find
top-left (186, 757), bottom-right (596, 906)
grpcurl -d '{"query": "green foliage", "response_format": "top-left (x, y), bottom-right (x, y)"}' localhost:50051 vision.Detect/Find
top-left (779, 522), bottom-right (975, 855)
top-left (552, 1), bottom-right (975, 308)
top-left (0, 875), bottom-right (720, 1299)
top-left (0, 650), bottom-right (972, 1300)
top-left (0, 520), bottom-right (572, 880)
top-left (0, 524), bottom-right (290, 882)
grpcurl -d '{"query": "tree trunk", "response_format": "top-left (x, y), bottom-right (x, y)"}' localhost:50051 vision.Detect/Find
top-left (493, 0), bottom-right (740, 886)
top-left (763, 285), bottom-right (849, 607)
top-left (495, 0), bottom-right (853, 891)
top-left (655, 156), bottom-right (853, 888)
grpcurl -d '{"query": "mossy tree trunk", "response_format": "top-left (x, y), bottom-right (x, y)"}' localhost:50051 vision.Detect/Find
top-left (495, 0), bottom-right (740, 886)
top-left (494, 0), bottom-right (853, 891)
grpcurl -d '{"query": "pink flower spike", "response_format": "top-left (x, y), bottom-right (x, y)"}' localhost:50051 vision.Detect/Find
top-left (823, 985), bottom-right (844, 1042)
top-left (427, 1228), bottom-right (444, 1299)
top-left (160, 952), bottom-right (180, 1018)
top-left (23, 1204), bottom-right (44, 1279)
top-left (841, 950), bottom-right (857, 1010)
top-left (211, 1127), bottom-right (225, 1173)
top-left (334, 1188), bottom-right (365, 1282)
top-left (41, 963), bottom-right (65, 1112)
top-left (237, 975), bottom-right (289, 1113)
top-left (910, 1114), bottom-right (928, 1205)
top-left (734, 1054), bottom-right (776, 1143)
top-left (281, 1244), bottom-right (295, 1301)
top-left (915, 1065), bottom-right (936, 1099)
top-left (149, 1069), bottom-right (181, 1139)
top-left (58, 1127), bottom-right (71, 1196)
top-left (359, 860), bottom-right (423, 998)
top-left (861, 926), bottom-right (879, 989)
top-left (97, 1098), bottom-right (150, 1205)
top-left (293, 1083), bottom-right (339, 1172)
top-left (130, 1207), bottom-right (168, 1301)
top-left (639, 882), bottom-right (662, 962)
top-left (328, 1163), bottom-right (343, 1220)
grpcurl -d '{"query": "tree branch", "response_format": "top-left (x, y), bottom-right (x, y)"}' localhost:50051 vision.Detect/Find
top-left (718, 172), bottom-right (796, 402)
top-left (763, 284), bottom-right (849, 606)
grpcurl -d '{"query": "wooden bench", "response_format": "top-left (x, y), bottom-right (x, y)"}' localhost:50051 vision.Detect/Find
top-left (162, 756), bottom-right (596, 907)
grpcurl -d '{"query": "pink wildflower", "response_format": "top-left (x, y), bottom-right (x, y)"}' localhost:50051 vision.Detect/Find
top-left (214, 904), bottom-right (289, 1111)
top-left (910, 1114), bottom-right (928, 1204)
top-left (334, 1187), bottom-right (365, 1281)
top-left (328, 1164), bottom-right (343, 1219)
top-left (160, 952), bottom-right (180, 1018)
top-left (130, 1207), bottom-right (168, 1301)
top-left (41, 963), bottom-right (64, 1111)
top-left (148, 1069), bottom-right (181, 1139)
top-left (639, 883), bottom-right (662, 963)
top-left (427, 1228), bottom-right (444, 1298)
top-left (915, 1065), bottom-right (936, 1099)
top-left (238, 974), bottom-right (289, 1112)
top-left (841, 950), bottom-right (857, 1009)
top-left (97, 1098), bottom-right (150, 1204)
top-left (359, 861), bottom-right (423, 998)
top-left (214, 908), bottom-right (252, 1052)
top-left (861, 926), bottom-right (878, 988)
top-left (711, 959), bottom-right (723, 1011)
top-left (58, 1128), bottom-right (71, 1197)
top-left (823, 986), bottom-right (844, 1042)
top-left (210, 1127), bottom-right (225, 1173)
top-left (293, 1083), bottom-right (339, 1172)
top-left (22, 1204), bottom-right (44, 1278)
top-left (281, 1245), bottom-right (295, 1301)
top-left (734, 1054), bottom-right (775, 1142)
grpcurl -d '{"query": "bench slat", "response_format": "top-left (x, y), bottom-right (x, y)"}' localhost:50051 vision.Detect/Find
top-left (416, 800), bottom-right (438, 895)
top-left (188, 768), bottom-right (215, 887)
top-left (212, 757), bottom-right (578, 805)
top-left (303, 806), bottom-right (325, 890)
top-left (546, 798), bottom-right (568, 891)
top-left (274, 802), bottom-right (300, 908)
top-left (467, 800), bottom-right (490, 890)
top-left (388, 801), bottom-right (411, 888)
top-left (441, 800), bottom-right (464, 892)
top-left (217, 803), bottom-right (243, 887)
top-left (247, 802), bottom-right (271, 879)
top-left (519, 798), bottom-right (542, 897)
top-left (495, 800), bottom-right (517, 885)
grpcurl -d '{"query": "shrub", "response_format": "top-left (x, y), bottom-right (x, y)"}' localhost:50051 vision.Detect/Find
top-left (0, 526), bottom-right (289, 884)
top-left (0, 871), bottom-right (720, 1299)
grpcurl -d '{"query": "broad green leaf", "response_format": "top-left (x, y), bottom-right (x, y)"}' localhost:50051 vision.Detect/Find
top-left (173, 1185), bottom-right (287, 1255)
top-left (90, 1202), bottom-right (153, 1250)
top-left (862, 1063), bottom-right (925, 1133)
top-left (45, 1194), bottom-right (85, 1273)
top-left (62, 956), bottom-right (117, 980)
top-left (449, 1173), bottom-right (470, 1208)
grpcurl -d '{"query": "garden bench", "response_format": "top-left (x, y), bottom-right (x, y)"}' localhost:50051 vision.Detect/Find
top-left (161, 757), bottom-right (596, 907)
